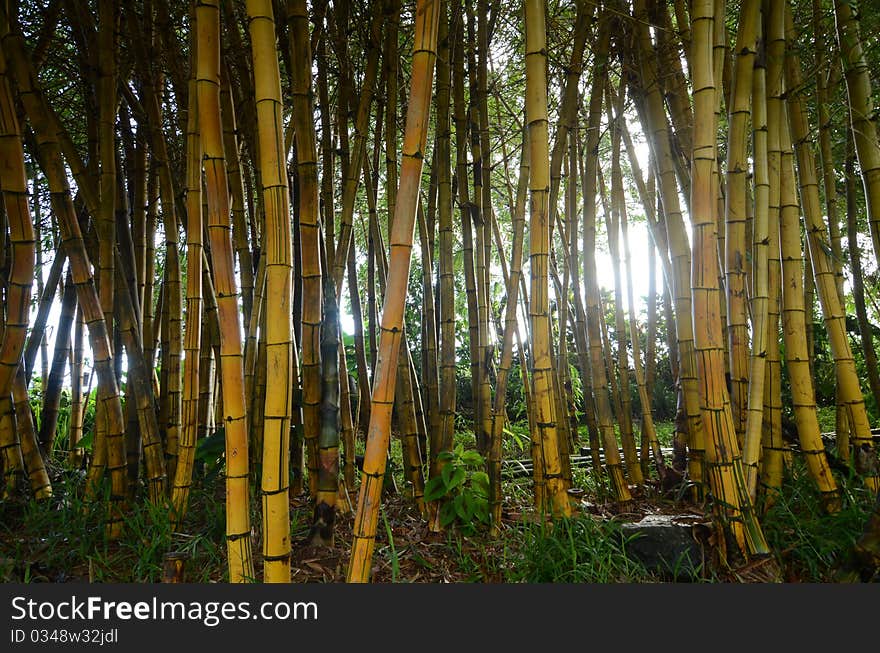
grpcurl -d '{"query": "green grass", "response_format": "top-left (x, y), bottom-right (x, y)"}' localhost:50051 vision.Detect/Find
top-left (501, 515), bottom-right (657, 583)
top-left (0, 468), bottom-right (227, 583)
top-left (761, 459), bottom-right (875, 582)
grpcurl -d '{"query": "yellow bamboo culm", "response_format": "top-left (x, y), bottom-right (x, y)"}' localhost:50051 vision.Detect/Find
top-left (246, 0), bottom-right (293, 583)
top-left (172, 7), bottom-right (202, 522)
top-left (196, 0), bottom-right (254, 583)
top-left (631, 0), bottom-right (706, 493)
top-left (0, 36), bottom-right (45, 498)
top-left (724, 0), bottom-right (760, 443)
top-left (690, 0), bottom-right (767, 561)
top-left (782, 2), bottom-right (879, 492)
top-left (288, 0), bottom-right (323, 528)
top-left (347, 0), bottom-right (440, 583)
top-left (834, 0), bottom-right (880, 264)
top-left (0, 37), bottom-right (35, 405)
top-left (777, 106), bottom-right (840, 511)
top-left (742, 30), bottom-right (768, 501)
top-left (1, 10), bottom-right (126, 533)
top-left (524, 0), bottom-right (572, 518)
top-left (432, 0), bottom-right (456, 533)
top-left (760, 0), bottom-right (786, 502)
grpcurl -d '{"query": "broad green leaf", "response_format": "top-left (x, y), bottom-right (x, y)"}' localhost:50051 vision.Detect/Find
top-left (442, 464), bottom-right (466, 491)
top-left (474, 497), bottom-right (490, 523)
top-left (76, 431), bottom-right (94, 452)
top-left (459, 450), bottom-right (484, 467)
top-left (424, 475), bottom-right (448, 502)
top-left (437, 451), bottom-right (455, 463)
top-left (454, 493), bottom-right (472, 522)
top-left (471, 471), bottom-right (490, 497)
top-left (440, 501), bottom-right (457, 527)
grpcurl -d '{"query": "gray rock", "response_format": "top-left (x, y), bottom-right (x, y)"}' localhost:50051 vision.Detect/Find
top-left (620, 514), bottom-right (708, 581)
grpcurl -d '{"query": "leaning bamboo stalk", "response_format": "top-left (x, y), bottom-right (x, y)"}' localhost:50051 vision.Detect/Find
top-left (690, 0), bottom-right (768, 560)
top-left (777, 110), bottom-right (840, 509)
top-left (31, 168), bottom-right (48, 388)
top-left (114, 248), bottom-right (167, 503)
top-left (0, 391), bottom-right (22, 497)
top-left (631, 0), bottom-right (706, 492)
top-left (834, 0), bottom-right (880, 265)
top-left (724, 0), bottom-right (760, 442)
top-left (23, 248), bottom-right (64, 383)
top-left (347, 0), bottom-right (440, 582)
top-left (813, 4), bottom-right (844, 303)
top-left (0, 32), bottom-right (35, 401)
top-left (846, 132), bottom-right (880, 412)
top-left (197, 0), bottom-right (254, 582)
top-left (37, 270), bottom-right (75, 454)
top-left (488, 133), bottom-right (528, 533)
top-left (742, 36), bottom-right (769, 500)
top-left (331, 1), bottom-right (383, 295)
top-left (782, 3), bottom-right (878, 491)
top-left (220, 63), bottom-right (255, 326)
top-left (95, 0), bottom-right (117, 373)
top-left (3, 24), bottom-right (126, 535)
top-left (362, 159), bottom-right (427, 513)
top-left (12, 365), bottom-right (51, 499)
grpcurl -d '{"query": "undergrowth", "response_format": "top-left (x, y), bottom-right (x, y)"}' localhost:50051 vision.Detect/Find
top-left (762, 459), bottom-right (874, 582)
top-left (501, 516), bottom-right (657, 583)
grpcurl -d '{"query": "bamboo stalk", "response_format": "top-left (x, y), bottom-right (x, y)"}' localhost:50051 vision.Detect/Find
top-left (782, 2), bottom-right (878, 491)
top-left (834, 0), bottom-right (880, 265)
top-left (524, 0), bottom-right (573, 518)
top-left (347, 0), bottom-right (440, 582)
top-left (197, 0), bottom-right (254, 582)
top-left (691, 0), bottom-right (768, 561)
top-left (0, 24), bottom-right (35, 401)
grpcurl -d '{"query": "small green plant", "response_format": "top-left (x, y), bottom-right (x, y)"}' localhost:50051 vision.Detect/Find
top-left (380, 506), bottom-right (400, 582)
top-left (424, 445), bottom-right (490, 534)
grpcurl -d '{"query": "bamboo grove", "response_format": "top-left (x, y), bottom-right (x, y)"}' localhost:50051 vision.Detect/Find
top-left (1, 0), bottom-right (880, 582)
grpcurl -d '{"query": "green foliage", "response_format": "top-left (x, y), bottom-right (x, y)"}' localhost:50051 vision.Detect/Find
top-left (0, 465), bottom-right (225, 583)
top-left (424, 446), bottom-right (490, 534)
top-left (194, 426), bottom-right (226, 480)
top-left (503, 516), bottom-right (655, 583)
top-left (762, 460), bottom-right (875, 582)
top-left (502, 422), bottom-right (531, 457)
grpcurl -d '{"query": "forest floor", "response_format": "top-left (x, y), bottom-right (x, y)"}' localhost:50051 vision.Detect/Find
top-left (1, 420), bottom-right (876, 583)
